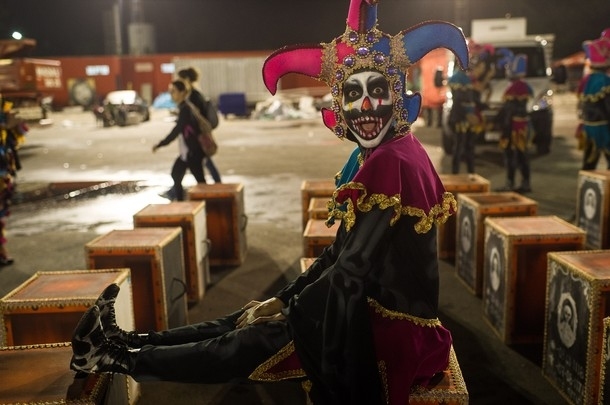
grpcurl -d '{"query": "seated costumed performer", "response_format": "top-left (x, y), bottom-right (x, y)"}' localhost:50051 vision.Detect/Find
top-left (69, 1), bottom-right (468, 403)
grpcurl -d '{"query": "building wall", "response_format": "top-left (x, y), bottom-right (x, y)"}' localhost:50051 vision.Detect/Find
top-left (53, 51), bottom-right (275, 110)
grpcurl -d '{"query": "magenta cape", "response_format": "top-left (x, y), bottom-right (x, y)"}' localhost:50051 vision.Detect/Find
top-left (329, 133), bottom-right (455, 234)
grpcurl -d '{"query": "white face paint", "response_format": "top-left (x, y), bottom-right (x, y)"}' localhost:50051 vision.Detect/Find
top-left (342, 71), bottom-right (394, 148)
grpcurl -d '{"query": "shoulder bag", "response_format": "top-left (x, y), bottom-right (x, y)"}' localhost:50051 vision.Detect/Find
top-left (185, 100), bottom-right (218, 156)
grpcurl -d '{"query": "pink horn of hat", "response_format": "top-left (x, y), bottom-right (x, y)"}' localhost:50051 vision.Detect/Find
top-left (262, 45), bottom-right (325, 95)
top-left (346, 0), bottom-right (378, 32)
top-left (262, 0), bottom-right (379, 95)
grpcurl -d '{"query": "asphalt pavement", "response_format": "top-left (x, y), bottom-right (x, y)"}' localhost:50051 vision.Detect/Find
top-left (0, 91), bottom-right (585, 404)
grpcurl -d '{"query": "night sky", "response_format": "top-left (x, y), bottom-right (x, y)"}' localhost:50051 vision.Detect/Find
top-left (1, 0), bottom-right (608, 60)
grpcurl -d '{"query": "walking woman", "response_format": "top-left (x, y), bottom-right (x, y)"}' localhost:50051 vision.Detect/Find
top-left (152, 80), bottom-right (206, 201)
top-left (177, 67), bottom-right (222, 183)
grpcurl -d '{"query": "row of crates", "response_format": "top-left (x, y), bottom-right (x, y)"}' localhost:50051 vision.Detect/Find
top-left (437, 170), bottom-right (610, 405)
top-left (0, 183), bottom-right (247, 404)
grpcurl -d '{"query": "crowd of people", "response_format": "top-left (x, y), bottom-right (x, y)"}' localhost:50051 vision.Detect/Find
top-left (447, 26), bottom-right (610, 190)
top-left (447, 41), bottom-right (534, 192)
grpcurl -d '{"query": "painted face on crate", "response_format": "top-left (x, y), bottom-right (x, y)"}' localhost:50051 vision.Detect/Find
top-left (342, 70), bottom-right (394, 149)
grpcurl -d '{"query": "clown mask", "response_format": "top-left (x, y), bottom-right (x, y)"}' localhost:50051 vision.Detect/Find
top-left (342, 70), bottom-right (394, 149)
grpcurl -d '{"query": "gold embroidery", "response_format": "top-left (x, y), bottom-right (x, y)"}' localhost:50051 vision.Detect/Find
top-left (409, 347), bottom-right (469, 404)
top-left (390, 35), bottom-right (411, 69)
top-left (377, 360), bottom-right (390, 405)
top-left (320, 42), bottom-right (336, 85)
top-left (367, 297), bottom-right (442, 327)
top-left (248, 341), bottom-right (307, 381)
top-left (327, 182), bottom-right (455, 233)
top-left (580, 84), bottom-right (610, 103)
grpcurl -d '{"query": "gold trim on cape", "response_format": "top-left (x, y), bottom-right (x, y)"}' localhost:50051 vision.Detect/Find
top-left (327, 181), bottom-right (455, 234)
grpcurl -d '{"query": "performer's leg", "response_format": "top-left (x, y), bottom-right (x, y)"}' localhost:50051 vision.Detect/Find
top-left (582, 140), bottom-right (600, 170)
top-left (97, 283), bottom-right (242, 347)
top-left (451, 131), bottom-right (465, 174)
top-left (464, 131), bottom-right (476, 174)
top-left (72, 306), bottom-right (292, 384)
top-left (133, 321), bottom-right (292, 383)
top-left (146, 311), bottom-right (242, 346)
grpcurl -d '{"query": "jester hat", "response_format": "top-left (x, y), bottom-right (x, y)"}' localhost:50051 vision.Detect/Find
top-left (583, 37), bottom-right (610, 68)
top-left (496, 48), bottom-right (527, 78)
top-left (262, 0), bottom-right (469, 139)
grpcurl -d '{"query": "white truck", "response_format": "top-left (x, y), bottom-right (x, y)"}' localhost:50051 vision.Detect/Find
top-left (441, 17), bottom-right (556, 155)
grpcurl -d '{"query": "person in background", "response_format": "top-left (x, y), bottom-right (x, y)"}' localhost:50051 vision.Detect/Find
top-left (177, 67), bottom-right (222, 183)
top-left (152, 80), bottom-right (206, 201)
top-left (447, 63), bottom-right (477, 173)
top-left (577, 32), bottom-right (610, 170)
top-left (0, 95), bottom-right (26, 265)
top-left (69, 1), bottom-right (469, 403)
top-left (447, 42), bottom-right (493, 174)
top-left (496, 52), bottom-right (534, 193)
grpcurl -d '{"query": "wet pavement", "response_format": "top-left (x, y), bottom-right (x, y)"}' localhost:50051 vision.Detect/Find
top-left (0, 93), bottom-right (585, 404)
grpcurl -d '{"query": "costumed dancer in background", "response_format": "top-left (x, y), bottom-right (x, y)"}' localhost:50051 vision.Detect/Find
top-left (69, 1), bottom-right (469, 403)
top-left (496, 51), bottom-right (534, 193)
top-left (0, 95), bottom-right (26, 265)
top-left (577, 31), bottom-right (610, 170)
top-left (447, 41), bottom-right (494, 174)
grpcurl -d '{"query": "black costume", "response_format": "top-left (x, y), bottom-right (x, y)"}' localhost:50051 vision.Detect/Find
top-left (71, 1), bottom-right (470, 403)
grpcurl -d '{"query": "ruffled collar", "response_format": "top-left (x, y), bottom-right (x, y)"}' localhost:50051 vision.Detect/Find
top-left (328, 134), bottom-right (455, 233)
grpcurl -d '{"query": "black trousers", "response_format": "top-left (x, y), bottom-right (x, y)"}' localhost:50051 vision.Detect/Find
top-left (582, 140), bottom-right (610, 170)
top-left (451, 130), bottom-right (476, 174)
top-left (131, 310), bottom-right (292, 383)
top-left (170, 154), bottom-right (206, 201)
top-left (503, 147), bottom-right (530, 187)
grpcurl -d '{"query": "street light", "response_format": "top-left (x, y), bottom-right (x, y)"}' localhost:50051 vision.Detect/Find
top-left (11, 31), bottom-right (22, 40)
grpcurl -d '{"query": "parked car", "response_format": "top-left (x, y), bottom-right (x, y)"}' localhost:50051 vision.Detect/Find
top-left (94, 90), bottom-right (150, 127)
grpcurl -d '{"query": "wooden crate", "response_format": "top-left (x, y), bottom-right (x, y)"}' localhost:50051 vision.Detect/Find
top-left (438, 174), bottom-right (490, 262)
top-left (0, 269), bottom-right (133, 347)
top-left (308, 197), bottom-right (330, 221)
top-left (301, 179), bottom-right (335, 230)
top-left (303, 219), bottom-right (339, 258)
top-left (409, 346), bottom-right (469, 405)
top-left (599, 317), bottom-right (610, 405)
top-left (542, 250), bottom-right (610, 405)
top-left (483, 216), bottom-right (585, 344)
top-left (85, 228), bottom-right (188, 332)
top-left (0, 343), bottom-right (132, 405)
top-left (300, 257), bottom-right (316, 273)
top-left (456, 192), bottom-right (538, 296)
top-left (187, 183), bottom-right (247, 267)
top-left (134, 201), bottom-right (210, 305)
top-left (576, 170), bottom-right (610, 249)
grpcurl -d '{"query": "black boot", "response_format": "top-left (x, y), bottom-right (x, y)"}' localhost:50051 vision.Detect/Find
top-left (70, 306), bottom-right (135, 374)
top-left (96, 283), bottom-right (148, 348)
